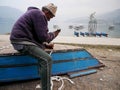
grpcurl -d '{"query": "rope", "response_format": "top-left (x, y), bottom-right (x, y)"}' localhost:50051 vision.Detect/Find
top-left (35, 76), bottom-right (74, 90)
top-left (36, 50), bottom-right (75, 90)
top-left (49, 50), bottom-right (75, 90)
top-left (49, 50), bottom-right (53, 56)
top-left (51, 76), bottom-right (75, 90)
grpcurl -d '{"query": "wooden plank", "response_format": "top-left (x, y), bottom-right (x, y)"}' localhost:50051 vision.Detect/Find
top-left (68, 69), bottom-right (97, 78)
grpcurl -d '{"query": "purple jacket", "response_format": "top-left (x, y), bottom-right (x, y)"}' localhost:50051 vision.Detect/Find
top-left (10, 7), bottom-right (55, 49)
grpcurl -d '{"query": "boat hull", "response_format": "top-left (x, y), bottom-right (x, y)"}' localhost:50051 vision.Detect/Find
top-left (0, 49), bottom-right (104, 82)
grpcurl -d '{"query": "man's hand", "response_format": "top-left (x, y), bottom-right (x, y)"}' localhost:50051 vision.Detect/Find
top-left (54, 29), bottom-right (61, 37)
top-left (44, 42), bottom-right (54, 49)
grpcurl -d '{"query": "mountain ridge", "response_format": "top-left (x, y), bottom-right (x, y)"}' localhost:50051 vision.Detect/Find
top-left (65, 8), bottom-right (120, 24)
top-left (0, 6), bottom-right (23, 34)
top-left (0, 6), bottom-right (23, 19)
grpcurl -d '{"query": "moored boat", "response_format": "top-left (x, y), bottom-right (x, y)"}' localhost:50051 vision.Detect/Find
top-left (0, 44), bottom-right (104, 82)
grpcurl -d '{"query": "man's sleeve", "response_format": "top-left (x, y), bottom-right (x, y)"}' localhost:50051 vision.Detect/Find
top-left (31, 10), bottom-right (55, 43)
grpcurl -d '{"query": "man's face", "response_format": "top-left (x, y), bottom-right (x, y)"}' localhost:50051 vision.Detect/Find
top-left (45, 11), bottom-right (54, 21)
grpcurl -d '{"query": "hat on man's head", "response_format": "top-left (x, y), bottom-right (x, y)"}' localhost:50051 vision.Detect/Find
top-left (42, 3), bottom-right (57, 16)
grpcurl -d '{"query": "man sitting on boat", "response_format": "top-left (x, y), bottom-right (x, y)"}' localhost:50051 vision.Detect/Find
top-left (10, 3), bottom-right (60, 90)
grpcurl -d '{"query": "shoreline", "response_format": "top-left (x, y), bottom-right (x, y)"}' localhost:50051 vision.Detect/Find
top-left (0, 35), bottom-right (120, 46)
top-left (53, 36), bottom-right (120, 46)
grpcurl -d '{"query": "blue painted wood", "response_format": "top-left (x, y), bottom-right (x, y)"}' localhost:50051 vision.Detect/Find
top-left (0, 49), bottom-right (103, 82)
top-left (0, 66), bottom-right (39, 82)
top-left (51, 50), bottom-right (92, 61)
top-left (52, 58), bottom-right (99, 75)
top-left (0, 55), bottom-right (37, 66)
top-left (69, 69), bottom-right (97, 78)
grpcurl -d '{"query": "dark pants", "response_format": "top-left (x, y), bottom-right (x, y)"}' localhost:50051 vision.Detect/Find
top-left (15, 45), bottom-right (52, 90)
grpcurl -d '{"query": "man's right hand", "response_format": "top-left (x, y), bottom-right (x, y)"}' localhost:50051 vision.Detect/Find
top-left (54, 29), bottom-right (61, 37)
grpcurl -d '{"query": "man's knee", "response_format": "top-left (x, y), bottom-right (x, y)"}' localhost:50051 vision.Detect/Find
top-left (38, 55), bottom-right (52, 66)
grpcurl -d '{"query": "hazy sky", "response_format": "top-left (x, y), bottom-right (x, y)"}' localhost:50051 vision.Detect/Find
top-left (0, 0), bottom-right (120, 20)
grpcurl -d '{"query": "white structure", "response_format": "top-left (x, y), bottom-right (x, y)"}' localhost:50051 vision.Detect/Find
top-left (88, 12), bottom-right (97, 35)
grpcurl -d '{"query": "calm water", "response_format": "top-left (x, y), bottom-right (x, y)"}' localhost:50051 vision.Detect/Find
top-left (49, 22), bottom-right (120, 38)
top-left (0, 21), bottom-right (120, 38)
top-left (0, 21), bottom-right (14, 34)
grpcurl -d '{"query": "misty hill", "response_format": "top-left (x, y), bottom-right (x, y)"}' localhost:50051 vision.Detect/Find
top-left (0, 6), bottom-right (23, 19)
top-left (98, 9), bottom-right (120, 22)
top-left (0, 6), bottom-right (23, 34)
top-left (66, 8), bottom-right (120, 24)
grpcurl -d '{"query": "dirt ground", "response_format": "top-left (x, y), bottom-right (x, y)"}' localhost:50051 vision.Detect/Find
top-left (0, 45), bottom-right (120, 90)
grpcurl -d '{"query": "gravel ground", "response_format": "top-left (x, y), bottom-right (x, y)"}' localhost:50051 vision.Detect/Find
top-left (0, 35), bottom-right (120, 90)
top-left (0, 44), bottom-right (120, 90)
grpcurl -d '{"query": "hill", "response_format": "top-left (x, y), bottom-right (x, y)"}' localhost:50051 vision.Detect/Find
top-left (98, 9), bottom-right (120, 21)
top-left (65, 8), bottom-right (120, 24)
top-left (0, 6), bottom-right (23, 34)
top-left (0, 6), bottom-right (23, 19)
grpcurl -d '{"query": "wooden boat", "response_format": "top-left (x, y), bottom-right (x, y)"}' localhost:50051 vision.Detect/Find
top-left (0, 44), bottom-right (104, 82)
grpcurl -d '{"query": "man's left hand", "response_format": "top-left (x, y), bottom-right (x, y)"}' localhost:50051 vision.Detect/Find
top-left (44, 42), bottom-right (54, 49)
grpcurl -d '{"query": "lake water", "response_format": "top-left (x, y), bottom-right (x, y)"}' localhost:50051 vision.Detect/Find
top-left (0, 21), bottom-right (120, 38)
top-left (49, 22), bottom-right (120, 38)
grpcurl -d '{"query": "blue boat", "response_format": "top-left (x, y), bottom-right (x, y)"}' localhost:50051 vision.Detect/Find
top-left (75, 32), bottom-right (108, 37)
top-left (0, 44), bottom-right (104, 82)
